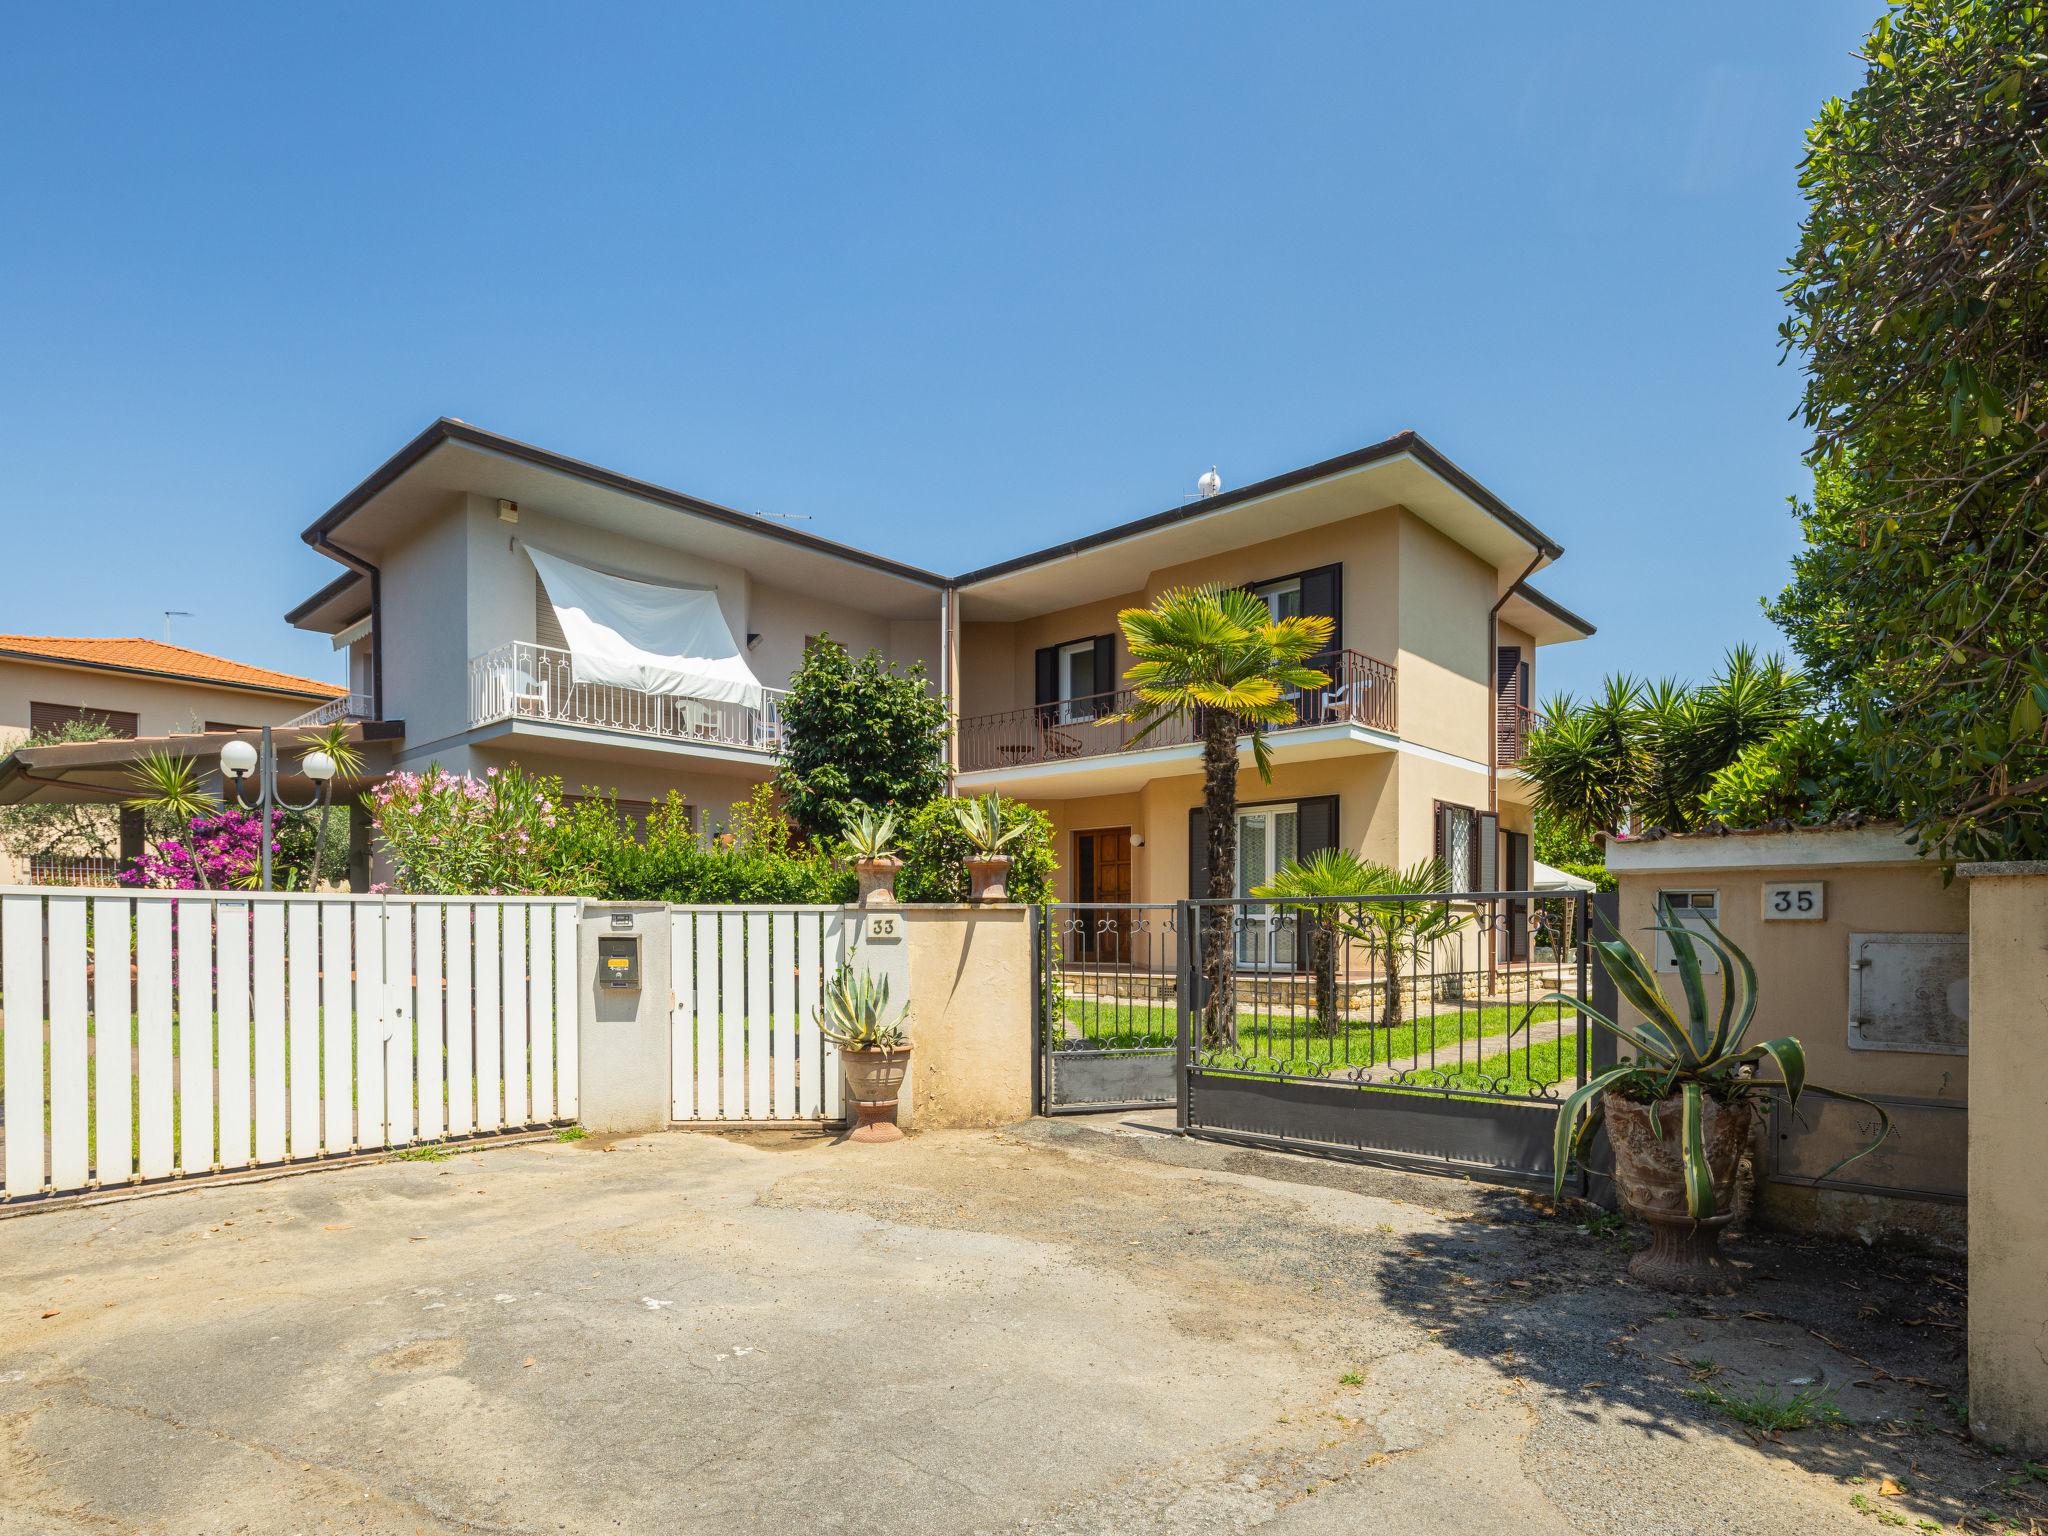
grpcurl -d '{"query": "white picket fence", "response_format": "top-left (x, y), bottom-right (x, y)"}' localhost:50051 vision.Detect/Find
top-left (671, 906), bottom-right (847, 1123)
top-left (0, 888), bottom-right (580, 1203)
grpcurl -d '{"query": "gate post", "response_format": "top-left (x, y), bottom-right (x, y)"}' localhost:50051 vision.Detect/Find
top-left (1174, 899), bottom-right (1193, 1134)
top-left (1029, 904), bottom-right (1045, 1117)
top-left (1578, 890), bottom-right (1619, 1204)
top-left (575, 902), bottom-right (672, 1135)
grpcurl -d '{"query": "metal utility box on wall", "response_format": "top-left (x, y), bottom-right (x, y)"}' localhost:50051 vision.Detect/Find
top-left (1849, 932), bottom-right (1968, 1055)
top-left (597, 934), bottom-right (642, 991)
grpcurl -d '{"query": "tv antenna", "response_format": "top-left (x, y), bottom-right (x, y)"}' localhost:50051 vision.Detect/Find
top-left (163, 610), bottom-right (194, 641)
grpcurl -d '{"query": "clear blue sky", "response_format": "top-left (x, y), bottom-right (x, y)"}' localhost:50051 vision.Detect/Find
top-left (0, 3), bottom-right (1874, 702)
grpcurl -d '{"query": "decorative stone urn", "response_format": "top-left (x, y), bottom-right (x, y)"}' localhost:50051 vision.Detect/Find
top-left (839, 1046), bottom-right (911, 1143)
top-left (856, 856), bottom-right (902, 908)
top-left (965, 854), bottom-right (1012, 901)
top-left (1605, 1091), bottom-right (1756, 1294)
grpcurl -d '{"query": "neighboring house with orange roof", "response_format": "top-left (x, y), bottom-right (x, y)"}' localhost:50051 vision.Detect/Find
top-left (0, 637), bottom-right (347, 884)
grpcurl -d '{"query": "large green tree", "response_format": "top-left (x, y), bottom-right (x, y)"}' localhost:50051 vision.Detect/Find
top-left (773, 636), bottom-right (949, 844)
top-left (1775, 0), bottom-right (2048, 861)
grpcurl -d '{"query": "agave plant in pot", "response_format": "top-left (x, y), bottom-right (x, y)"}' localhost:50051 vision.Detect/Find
top-left (816, 964), bottom-right (911, 1143)
top-left (1547, 915), bottom-right (1889, 1294)
top-left (953, 791), bottom-right (1025, 900)
top-left (841, 804), bottom-right (901, 908)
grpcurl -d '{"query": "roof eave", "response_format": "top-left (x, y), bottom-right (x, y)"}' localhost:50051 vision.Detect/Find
top-left (302, 418), bottom-right (950, 589)
top-left (950, 430), bottom-right (1564, 588)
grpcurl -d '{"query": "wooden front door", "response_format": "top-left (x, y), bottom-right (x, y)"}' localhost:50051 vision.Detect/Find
top-left (1073, 828), bottom-right (1132, 963)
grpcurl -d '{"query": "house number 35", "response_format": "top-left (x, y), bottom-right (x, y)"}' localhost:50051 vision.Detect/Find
top-left (1762, 882), bottom-right (1824, 921)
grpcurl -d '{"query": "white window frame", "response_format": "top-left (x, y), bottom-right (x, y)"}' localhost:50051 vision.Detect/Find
top-left (1056, 639), bottom-right (1099, 723)
top-left (1251, 576), bottom-right (1303, 624)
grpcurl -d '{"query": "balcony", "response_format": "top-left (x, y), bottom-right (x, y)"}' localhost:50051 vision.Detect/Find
top-left (468, 641), bottom-right (788, 754)
top-left (958, 649), bottom-right (1396, 774)
top-left (284, 692), bottom-right (375, 728)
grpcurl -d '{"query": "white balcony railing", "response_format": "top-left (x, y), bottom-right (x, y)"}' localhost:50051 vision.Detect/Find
top-left (283, 692), bottom-right (375, 728)
top-left (468, 641), bottom-right (787, 753)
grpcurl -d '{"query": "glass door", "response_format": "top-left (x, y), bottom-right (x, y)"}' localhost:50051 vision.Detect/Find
top-left (1235, 804), bottom-right (1299, 969)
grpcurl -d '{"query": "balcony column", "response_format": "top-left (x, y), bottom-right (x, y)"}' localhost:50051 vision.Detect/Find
top-left (939, 586), bottom-right (961, 787)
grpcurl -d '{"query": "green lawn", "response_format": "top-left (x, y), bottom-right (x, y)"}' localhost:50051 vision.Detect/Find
top-left (1057, 995), bottom-right (1577, 1084)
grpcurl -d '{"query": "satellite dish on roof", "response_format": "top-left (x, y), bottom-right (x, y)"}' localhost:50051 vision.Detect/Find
top-left (1196, 466), bottom-right (1222, 499)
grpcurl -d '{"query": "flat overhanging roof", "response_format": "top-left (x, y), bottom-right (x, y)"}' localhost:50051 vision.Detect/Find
top-left (0, 723), bottom-right (401, 806)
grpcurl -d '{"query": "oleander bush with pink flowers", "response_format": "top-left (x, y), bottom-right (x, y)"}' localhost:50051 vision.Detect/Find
top-left (367, 764), bottom-right (596, 895)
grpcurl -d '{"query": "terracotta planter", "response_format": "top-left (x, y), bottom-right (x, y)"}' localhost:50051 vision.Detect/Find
top-left (839, 1045), bottom-right (911, 1143)
top-left (1605, 1089), bottom-right (1756, 1294)
top-left (855, 856), bottom-right (902, 908)
top-left (965, 854), bottom-right (1012, 901)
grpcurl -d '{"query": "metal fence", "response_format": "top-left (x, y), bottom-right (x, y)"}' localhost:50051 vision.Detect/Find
top-left (1034, 903), bottom-right (1181, 1113)
top-left (1178, 889), bottom-right (1607, 1187)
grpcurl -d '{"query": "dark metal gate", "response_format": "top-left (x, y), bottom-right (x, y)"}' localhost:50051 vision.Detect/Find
top-left (1174, 889), bottom-right (1617, 1192)
top-left (1032, 903), bottom-right (1180, 1114)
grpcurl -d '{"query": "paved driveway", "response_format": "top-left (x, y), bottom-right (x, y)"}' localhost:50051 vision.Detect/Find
top-left (0, 1119), bottom-right (2027, 1535)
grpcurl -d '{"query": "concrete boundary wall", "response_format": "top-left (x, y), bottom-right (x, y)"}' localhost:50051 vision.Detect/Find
top-left (1959, 861), bottom-right (2048, 1456)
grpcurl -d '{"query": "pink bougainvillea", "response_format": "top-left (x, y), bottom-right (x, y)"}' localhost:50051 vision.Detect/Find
top-left (118, 810), bottom-right (271, 890)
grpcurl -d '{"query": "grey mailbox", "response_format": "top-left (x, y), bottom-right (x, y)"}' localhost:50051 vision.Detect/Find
top-left (597, 933), bottom-right (642, 991)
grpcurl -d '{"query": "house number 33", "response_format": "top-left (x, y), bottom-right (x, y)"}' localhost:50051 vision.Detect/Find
top-left (1762, 882), bottom-right (1824, 921)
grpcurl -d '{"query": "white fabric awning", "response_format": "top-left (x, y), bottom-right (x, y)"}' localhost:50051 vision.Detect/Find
top-left (1532, 858), bottom-right (1597, 892)
top-left (525, 547), bottom-right (765, 710)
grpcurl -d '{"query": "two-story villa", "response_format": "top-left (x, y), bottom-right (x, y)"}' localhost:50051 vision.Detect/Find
top-left (285, 420), bottom-right (1591, 949)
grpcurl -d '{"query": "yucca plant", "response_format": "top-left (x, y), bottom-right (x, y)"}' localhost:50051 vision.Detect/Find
top-left (1547, 913), bottom-right (1890, 1220)
top-left (125, 751), bottom-right (221, 890)
top-left (814, 964), bottom-right (908, 1052)
top-left (952, 791), bottom-right (1025, 857)
top-left (298, 722), bottom-right (365, 892)
top-left (839, 803), bottom-right (900, 861)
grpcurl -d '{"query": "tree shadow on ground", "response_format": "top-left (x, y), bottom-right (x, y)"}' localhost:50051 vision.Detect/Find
top-left (1365, 1199), bottom-right (2043, 1532)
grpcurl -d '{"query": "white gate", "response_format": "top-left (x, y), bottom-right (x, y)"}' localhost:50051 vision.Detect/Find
top-left (670, 906), bottom-right (846, 1124)
top-left (0, 888), bottom-right (581, 1203)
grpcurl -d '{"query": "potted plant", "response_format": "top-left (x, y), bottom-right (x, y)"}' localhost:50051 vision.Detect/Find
top-left (815, 964), bottom-right (911, 1143)
top-left (841, 804), bottom-right (901, 907)
top-left (1547, 915), bottom-right (1889, 1293)
top-left (952, 791), bottom-right (1024, 900)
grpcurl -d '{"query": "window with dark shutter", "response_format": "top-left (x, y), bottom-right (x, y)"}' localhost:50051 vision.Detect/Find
top-left (30, 702), bottom-right (138, 739)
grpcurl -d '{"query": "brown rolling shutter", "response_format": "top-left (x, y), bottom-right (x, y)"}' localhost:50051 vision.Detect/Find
top-left (1496, 646), bottom-right (1524, 758)
top-left (30, 702), bottom-right (138, 739)
top-left (535, 575), bottom-right (568, 653)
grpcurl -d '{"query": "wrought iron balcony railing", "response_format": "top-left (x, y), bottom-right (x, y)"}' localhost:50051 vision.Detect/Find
top-left (468, 641), bottom-right (788, 753)
top-left (1497, 703), bottom-right (1536, 766)
top-left (957, 648), bottom-right (1396, 774)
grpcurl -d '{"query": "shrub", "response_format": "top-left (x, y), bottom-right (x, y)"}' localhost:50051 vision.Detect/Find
top-left (1698, 715), bottom-right (1889, 829)
top-left (585, 786), bottom-right (854, 905)
top-left (367, 765), bottom-right (594, 895)
top-left (119, 810), bottom-right (266, 889)
top-left (895, 794), bottom-right (1056, 904)
top-left (773, 637), bottom-right (948, 843)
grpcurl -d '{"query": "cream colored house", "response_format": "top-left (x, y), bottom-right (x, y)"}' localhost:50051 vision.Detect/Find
top-left (0, 637), bottom-right (346, 882)
top-left (282, 420), bottom-right (1591, 917)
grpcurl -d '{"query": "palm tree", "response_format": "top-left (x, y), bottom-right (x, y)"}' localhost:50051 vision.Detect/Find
top-left (124, 751), bottom-right (220, 890)
top-left (1113, 584), bottom-right (1333, 1046)
top-left (1522, 675), bottom-right (1646, 842)
top-left (1255, 850), bottom-right (1466, 1031)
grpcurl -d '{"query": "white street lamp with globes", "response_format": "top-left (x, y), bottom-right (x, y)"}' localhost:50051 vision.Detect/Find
top-left (220, 726), bottom-right (336, 891)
